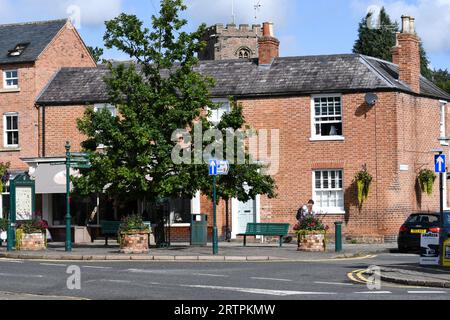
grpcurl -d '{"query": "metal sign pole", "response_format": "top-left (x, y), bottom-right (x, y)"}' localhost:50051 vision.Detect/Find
top-left (7, 178), bottom-right (16, 251)
top-left (65, 141), bottom-right (72, 252)
top-left (213, 174), bottom-right (218, 255)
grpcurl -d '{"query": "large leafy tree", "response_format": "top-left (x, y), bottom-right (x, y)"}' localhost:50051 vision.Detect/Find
top-left (353, 7), bottom-right (432, 79)
top-left (87, 46), bottom-right (104, 63)
top-left (74, 0), bottom-right (276, 212)
top-left (432, 69), bottom-right (450, 94)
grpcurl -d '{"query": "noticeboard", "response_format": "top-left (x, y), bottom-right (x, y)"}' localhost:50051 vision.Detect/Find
top-left (420, 232), bottom-right (440, 266)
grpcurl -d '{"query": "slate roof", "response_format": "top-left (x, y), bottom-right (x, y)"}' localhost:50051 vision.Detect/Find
top-left (0, 19), bottom-right (67, 64)
top-left (36, 54), bottom-right (450, 105)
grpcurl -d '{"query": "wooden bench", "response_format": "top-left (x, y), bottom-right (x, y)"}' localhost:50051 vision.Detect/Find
top-left (238, 223), bottom-right (290, 247)
top-left (100, 221), bottom-right (121, 246)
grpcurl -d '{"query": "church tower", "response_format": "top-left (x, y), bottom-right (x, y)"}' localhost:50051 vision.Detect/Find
top-left (199, 23), bottom-right (262, 61)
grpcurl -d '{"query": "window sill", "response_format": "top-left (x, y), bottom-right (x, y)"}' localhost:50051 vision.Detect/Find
top-left (0, 88), bottom-right (20, 93)
top-left (310, 136), bottom-right (345, 142)
top-left (0, 147), bottom-right (21, 152)
top-left (316, 210), bottom-right (346, 215)
top-left (169, 223), bottom-right (191, 227)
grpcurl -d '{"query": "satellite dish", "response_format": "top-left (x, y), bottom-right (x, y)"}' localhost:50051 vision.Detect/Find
top-left (365, 93), bottom-right (378, 107)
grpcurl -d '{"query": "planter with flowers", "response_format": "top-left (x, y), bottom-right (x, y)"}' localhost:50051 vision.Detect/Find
top-left (16, 220), bottom-right (48, 251)
top-left (118, 215), bottom-right (150, 254)
top-left (294, 214), bottom-right (329, 252)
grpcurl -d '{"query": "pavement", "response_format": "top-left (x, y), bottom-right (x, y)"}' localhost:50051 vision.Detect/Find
top-left (0, 241), bottom-right (392, 262)
top-left (365, 264), bottom-right (450, 289)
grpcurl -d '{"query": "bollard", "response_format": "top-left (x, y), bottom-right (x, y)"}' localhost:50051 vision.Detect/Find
top-left (335, 221), bottom-right (343, 253)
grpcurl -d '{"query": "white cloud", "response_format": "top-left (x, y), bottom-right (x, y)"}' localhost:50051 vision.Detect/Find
top-left (0, 0), bottom-right (124, 27)
top-left (351, 0), bottom-right (450, 54)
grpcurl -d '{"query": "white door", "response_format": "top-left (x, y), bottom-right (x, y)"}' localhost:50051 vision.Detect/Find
top-left (237, 199), bottom-right (256, 234)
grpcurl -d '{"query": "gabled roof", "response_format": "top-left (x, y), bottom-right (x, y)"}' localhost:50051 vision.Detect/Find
top-left (0, 19), bottom-right (68, 65)
top-left (36, 54), bottom-right (450, 105)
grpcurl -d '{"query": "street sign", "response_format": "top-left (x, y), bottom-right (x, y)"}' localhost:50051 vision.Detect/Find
top-left (435, 154), bottom-right (446, 173)
top-left (420, 232), bottom-right (440, 265)
top-left (209, 159), bottom-right (230, 176)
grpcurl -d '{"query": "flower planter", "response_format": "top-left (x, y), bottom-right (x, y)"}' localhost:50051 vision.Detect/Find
top-left (297, 231), bottom-right (326, 252)
top-left (18, 232), bottom-right (46, 251)
top-left (120, 231), bottom-right (150, 254)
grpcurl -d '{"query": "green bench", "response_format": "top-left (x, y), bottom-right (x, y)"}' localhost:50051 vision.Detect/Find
top-left (238, 223), bottom-right (290, 247)
top-left (100, 221), bottom-right (121, 246)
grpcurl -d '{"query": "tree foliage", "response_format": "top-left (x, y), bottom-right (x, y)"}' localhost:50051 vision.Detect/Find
top-left (74, 0), bottom-right (276, 206)
top-left (353, 7), bottom-right (432, 79)
top-left (87, 46), bottom-right (104, 63)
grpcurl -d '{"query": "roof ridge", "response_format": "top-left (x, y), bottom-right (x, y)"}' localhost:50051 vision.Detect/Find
top-left (0, 18), bottom-right (68, 28)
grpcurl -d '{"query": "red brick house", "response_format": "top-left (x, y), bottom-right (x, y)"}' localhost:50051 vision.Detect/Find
top-left (0, 19), bottom-right (96, 228)
top-left (5, 17), bottom-right (450, 243)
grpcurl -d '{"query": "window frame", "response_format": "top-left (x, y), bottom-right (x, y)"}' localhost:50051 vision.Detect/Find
top-left (3, 70), bottom-right (19, 89)
top-left (93, 103), bottom-right (117, 117)
top-left (312, 169), bottom-right (345, 214)
top-left (3, 112), bottom-right (19, 148)
top-left (310, 94), bottom-right (345, 141)
top-left (208, 99), bottom-right (231, 125)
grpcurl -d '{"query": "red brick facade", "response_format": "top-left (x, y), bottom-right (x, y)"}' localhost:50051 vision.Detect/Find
top-left (0, 21), bottom-right (96, 170)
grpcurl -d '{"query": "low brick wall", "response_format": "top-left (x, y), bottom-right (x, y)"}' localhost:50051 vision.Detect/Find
top-left (19, 233), bottom-right (46, 251)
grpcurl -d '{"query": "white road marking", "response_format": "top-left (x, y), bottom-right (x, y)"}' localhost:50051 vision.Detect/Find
top-left (0, 273), bottom-right (44, 278)
top-left (181, 285), bottom-right (336, 296)
top-left (193, 273), bottom-right (229, 278)
top-left (408, 291), bottom-right (448, 294)
top-left (82, 266), bottom-right (113, 270)
top-left (40, 263), bottom-right (67, 267)
top-left (315, 281), bottom-right (354, 286)
top-left (251, 277), bottom-right (293, 282)
top-left (0, 260), bottom-right (24, 264)
top-left (354, 291), bottom-right (392, 294)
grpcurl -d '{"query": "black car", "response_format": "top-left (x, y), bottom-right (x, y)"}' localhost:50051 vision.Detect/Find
top-left (398, 212), bottom-right (445, 253)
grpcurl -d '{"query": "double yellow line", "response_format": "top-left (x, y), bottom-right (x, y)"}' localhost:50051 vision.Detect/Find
top-left (347, 269), bottom-right (372, 284)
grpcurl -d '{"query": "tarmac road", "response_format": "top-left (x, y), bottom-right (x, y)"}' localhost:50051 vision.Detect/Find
top-left (0, 253), bottom-right (448, 300)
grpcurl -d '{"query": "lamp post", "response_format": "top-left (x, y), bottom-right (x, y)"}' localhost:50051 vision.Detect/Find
top-left (437, 138), bottom-right (450, 264)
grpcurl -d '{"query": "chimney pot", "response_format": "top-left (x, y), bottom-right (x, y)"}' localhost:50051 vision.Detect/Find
top-left (258, 22), bottom-right (279, 65)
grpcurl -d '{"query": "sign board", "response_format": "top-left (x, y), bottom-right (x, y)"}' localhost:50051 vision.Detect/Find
top-left (209, 160), bottom-right (230, 176)
top-left (420, 232), bottom-right (440, 265)
top-left (15, 187), bottom-right (33, 221)
top-left (435, 155), bottom-right (446, 173)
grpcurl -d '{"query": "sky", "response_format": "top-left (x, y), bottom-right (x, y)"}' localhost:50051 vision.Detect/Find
top-left (0, 0), bottom-right (449, 70)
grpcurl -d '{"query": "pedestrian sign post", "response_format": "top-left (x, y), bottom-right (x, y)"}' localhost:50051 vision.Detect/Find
top-left (209, 159), bottom-right (230, 255)
top-left (435, 155), bottom-right (446, 173)
top-left (63, 142), bottom-right (91, 252)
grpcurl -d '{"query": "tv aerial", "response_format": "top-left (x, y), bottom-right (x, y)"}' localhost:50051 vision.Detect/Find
top-left (254, 0), bottom-right (262, 21)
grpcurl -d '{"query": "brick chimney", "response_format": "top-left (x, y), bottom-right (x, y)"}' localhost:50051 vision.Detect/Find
top-left (258, 22), bottom-right (280, 65)
top-left (391, 16), bottom-right (421, 93)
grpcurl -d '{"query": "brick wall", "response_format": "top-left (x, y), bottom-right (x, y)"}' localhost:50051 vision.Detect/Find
top-left (196, 92), bottom-right (446, 241)
top-left (41, 105), bottom-right (88, 157)
top-left (0, 21), bottom-right (96, 171)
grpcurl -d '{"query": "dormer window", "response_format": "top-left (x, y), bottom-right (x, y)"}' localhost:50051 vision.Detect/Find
top-left (3, 70), bottom-right (19, 89)
top-left (7, 43), bottom-right (29, 57)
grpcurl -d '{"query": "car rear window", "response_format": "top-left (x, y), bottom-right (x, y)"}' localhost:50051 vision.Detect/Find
top-left (445, 213), bottom-right (450, 227)
top-left (406, 215), bottom-right (439, 224)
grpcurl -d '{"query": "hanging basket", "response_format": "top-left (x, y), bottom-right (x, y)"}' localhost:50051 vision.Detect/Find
top-left (355, 168), bottom-right (373, 205)
top-left (418, 169), bottom-right (436, 196)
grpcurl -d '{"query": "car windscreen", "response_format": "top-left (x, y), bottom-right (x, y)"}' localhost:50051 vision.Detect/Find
top-left (405, 215), bottom-right (439, 224)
